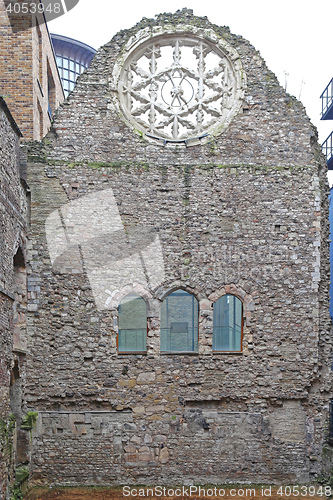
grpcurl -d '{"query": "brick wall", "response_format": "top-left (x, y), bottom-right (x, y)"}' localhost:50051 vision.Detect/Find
top-left (25, 10), bottom-right (332, 486)
top-left (0, 0), bottom-right (64, 140)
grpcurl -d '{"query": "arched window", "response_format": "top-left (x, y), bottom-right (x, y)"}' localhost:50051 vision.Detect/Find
top-left (213, 294), bottom-right (243, 352)
top-left (160, 290), bottom-right (198, 353)
top-left (118, 294), bottom-right (147, 353)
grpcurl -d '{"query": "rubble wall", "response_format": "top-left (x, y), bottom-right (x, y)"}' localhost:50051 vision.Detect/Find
top-left (25, 10), bottom-right (332, 485)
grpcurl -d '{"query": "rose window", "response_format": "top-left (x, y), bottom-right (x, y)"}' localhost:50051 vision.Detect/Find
top-left (116, 31), bottom-right (245, 144)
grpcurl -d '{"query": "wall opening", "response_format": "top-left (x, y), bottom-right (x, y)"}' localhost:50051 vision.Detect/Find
top-left (13, 248), bottom-right (27, 353)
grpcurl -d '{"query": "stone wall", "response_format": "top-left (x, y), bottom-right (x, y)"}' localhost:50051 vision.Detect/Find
top-left (31, 405), bottom-right (308, 485)
top-left (25, 10), bottom-right (332, 486)
top-left (0, 97), bottom-right (28, 500)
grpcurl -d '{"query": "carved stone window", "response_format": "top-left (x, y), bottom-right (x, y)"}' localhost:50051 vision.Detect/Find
top-left (114, 27), bottom-right (246, 144)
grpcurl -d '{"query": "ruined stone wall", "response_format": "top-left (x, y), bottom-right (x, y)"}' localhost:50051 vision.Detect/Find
top-left (0, 98), bottom-right (27, 500)
top-left (25, 10), bottom-right (332, 486)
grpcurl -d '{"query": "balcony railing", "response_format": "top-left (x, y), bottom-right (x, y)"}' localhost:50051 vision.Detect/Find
top-left (321, 78), bottom-right (333, 120)
top-left (322, 131), bottom-right (333, 169)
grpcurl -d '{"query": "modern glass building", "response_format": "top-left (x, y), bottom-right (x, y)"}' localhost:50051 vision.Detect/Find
top-left (51, 34), bottom-right (96, 97)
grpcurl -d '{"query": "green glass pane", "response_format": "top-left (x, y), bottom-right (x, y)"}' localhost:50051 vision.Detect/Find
top-left (119, 294), bottom-right (147, 352)
top-left (160, 290), bottom-right (198, 352)
top-left (213, 295), bottom-right (242, 351)
top-left (119, 328), bottom-right (146, 352)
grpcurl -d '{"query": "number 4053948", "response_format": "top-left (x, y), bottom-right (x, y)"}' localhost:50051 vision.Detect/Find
top-left (276, 485), bottom-right (332, 497)
top-left (6, 2), bottom-right (62, 14)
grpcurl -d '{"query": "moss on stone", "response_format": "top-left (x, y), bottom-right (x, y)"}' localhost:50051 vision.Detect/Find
top-left (0, 414), bottom-right (16, 466)
top-left (15, 466), bottom-right (29, 484)
top-left (20, 411), bottom-right (38, 431)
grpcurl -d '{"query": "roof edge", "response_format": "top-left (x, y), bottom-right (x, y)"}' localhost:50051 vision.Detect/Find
top-left (0, 97), bottom-right (23, 137)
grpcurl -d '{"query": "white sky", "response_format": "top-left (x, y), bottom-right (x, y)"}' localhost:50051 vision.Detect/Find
top-left (48, 0), bottom-right (333, 145)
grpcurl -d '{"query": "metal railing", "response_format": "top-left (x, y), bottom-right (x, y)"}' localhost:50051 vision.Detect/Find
top-left (321, 78), bottom-right (333, 118)
top-left (322, 131), bottom-right (333, 166)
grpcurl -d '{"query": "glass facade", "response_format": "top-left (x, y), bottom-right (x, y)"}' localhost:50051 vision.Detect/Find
top-left (56, 55), bottom-right (88, 96)
top-left (51, 34), bottom-right (96, 97)
top-left (213, 294), bottom-right (242, 351)
top-left (160, 290), bottom-right (198, 352)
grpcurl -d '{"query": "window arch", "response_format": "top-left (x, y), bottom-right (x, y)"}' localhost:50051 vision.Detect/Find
top-left (160, 290), bottom-right (198, 353)
top-left (118, 294), bottom-right (147, 353)
top-left (213, 294), bottom-right (243, 352)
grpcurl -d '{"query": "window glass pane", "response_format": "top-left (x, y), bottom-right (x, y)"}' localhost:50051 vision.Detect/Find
top-left (56, 56), bottom-right (62, 67)
top-left (76, 63), bottom-right (80, 72)
top-left (213, 295), bottom-right (242, 351)
top-left (119, 294), bottom-right (147, 352)
top-left (63, 69), bottom-right (69, 79)
top-left (69, 60), bottom-right (75, 71)
top-left (62, 58), bottom-right (69, 69)
top-left (160, 290), bottom-right (198, 352)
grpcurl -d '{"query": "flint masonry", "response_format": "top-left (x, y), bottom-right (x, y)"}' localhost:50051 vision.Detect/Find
top-left (0, 97), bottom-right (28, 498)
top-left (20, 9), bottom-right (333, 485)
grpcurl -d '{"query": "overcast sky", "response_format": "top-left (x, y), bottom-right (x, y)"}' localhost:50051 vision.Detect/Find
top-left (48, 0), bottom-right (333, 146)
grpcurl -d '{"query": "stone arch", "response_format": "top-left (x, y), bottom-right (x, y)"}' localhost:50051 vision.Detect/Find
top-left (208, 284), bottom-right (255, 327)
top-left (155, 282), bottom-right (203, 303)
top-left (13, 232), bottom-right (27, 263)
top-left (203, 284), bottom-right (255, 354)
top-left (13, 246), bottom-right (25, 268)
top-left (107, 283), bottom-right (153, 316)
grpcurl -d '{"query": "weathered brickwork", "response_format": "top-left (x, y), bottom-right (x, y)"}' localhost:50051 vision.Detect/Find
top-left (0, 0), bottom-right (64, 140)
top-left (25, 10), bottom-right (332, 486)
top-left (0, 97), bottom-right (28, 500)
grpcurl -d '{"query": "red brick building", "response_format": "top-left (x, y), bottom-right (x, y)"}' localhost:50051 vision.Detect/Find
top-left (0, 0), bottom-right (64, 140)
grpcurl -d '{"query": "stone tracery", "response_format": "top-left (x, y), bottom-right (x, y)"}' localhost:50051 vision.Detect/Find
top-left (118, 34), bottom-right (242, 142)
